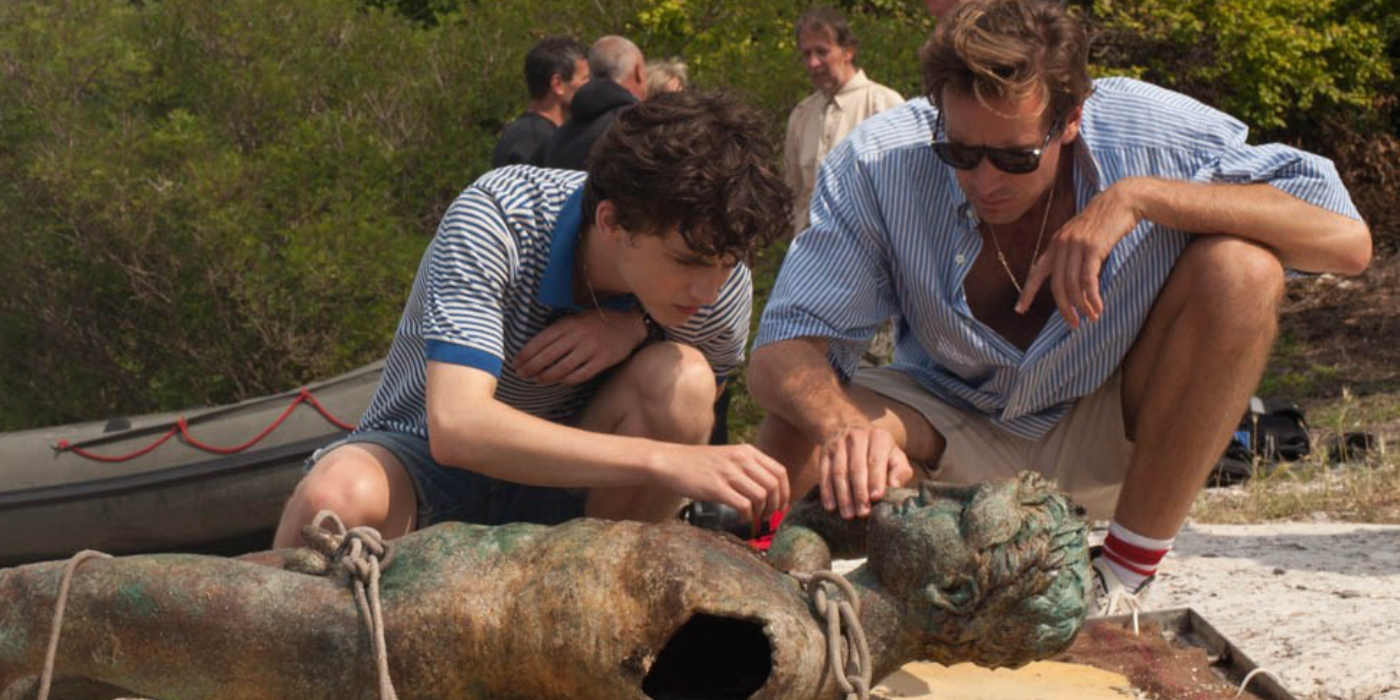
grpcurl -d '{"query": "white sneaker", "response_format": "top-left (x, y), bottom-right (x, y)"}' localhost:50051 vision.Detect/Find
top-left (1089, 553), bottom-right (1151, 634)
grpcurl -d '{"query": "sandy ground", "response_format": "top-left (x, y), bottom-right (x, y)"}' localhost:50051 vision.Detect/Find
top-left (1149, 521), bottom-right (1400, 700)
top-left (839, 520), bottom-right (1400, 700)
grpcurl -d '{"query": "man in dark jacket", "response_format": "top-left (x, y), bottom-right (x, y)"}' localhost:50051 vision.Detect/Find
top-left (491, 37), bottom-right (589, 168)
top-left (536, 36), bottom-right (647, 170)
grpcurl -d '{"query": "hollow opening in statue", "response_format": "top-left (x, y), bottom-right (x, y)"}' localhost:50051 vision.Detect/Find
top-left (640, 613), bottom-right (772, 699)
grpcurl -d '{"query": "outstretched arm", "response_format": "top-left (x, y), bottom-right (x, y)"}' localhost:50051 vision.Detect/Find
top-left (753, 135), bottom-right (916, 518)
top-left (1019, 178), bottom-right (1372, 327)
top-left (426, 361), bottom-right (788, 523)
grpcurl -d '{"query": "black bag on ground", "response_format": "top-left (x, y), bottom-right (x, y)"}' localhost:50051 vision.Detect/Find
top-left (1208, 397), bottom-right (1310, 487)
top-left (1248, 397), bottom-right (1311, 461)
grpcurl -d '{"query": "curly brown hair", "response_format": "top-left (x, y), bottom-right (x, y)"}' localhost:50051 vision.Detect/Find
top-left (581, 90), bottom-right (791, 264)
top-left (920, 0), bottom-right (1091, 125)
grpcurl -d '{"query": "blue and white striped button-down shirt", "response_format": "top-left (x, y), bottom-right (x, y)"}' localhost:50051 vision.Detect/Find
top-left (755, 77), bottom-right (1361, 440)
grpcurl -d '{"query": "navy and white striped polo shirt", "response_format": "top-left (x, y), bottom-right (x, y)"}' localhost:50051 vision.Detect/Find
top-left (359, 165), bottom-right (753, 438)
top-left (755, 77), bottom-right (1361, 440)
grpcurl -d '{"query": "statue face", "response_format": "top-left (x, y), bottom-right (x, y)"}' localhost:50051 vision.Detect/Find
top-left (865, 475), bottom-right (1092, 667)
top-left (867, 483), bottom-right (985, 616)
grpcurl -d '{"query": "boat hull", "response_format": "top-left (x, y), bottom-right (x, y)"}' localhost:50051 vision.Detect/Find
top-left (0, 363), bottom-right (382, 565)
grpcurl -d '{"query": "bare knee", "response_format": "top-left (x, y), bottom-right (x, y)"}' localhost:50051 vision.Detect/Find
top-left (288, 447), bottom-right (395, 527)
top-left (1177, 236), bottom-right (1285, 315)
top-left (274, 443), bottom-right (419, 548)
top-left (628, 342), bottom-right (717, 442)
top-left (638, 341), bottom-right (718, 404)
top-left (757, 413), bottom-right (816, 466)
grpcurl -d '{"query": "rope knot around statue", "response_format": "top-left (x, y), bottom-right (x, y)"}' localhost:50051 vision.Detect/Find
top-left (795, 570), bottom-right (873, 700)
top-left (301, 510), bottom-right (400, 700)
top-left (302, 509), bottom-right (397, 579)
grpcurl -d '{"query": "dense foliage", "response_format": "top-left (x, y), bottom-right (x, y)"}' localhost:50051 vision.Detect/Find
top-left (0, 0), bottom-right (1393, 431)
top-left (1088, 0), bottom-right (1391, 131)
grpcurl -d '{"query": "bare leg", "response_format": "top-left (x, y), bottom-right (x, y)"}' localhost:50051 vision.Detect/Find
top-left (1117, 236), bottom-right (1284, 539)
top-left (271, 443), bottom-right (418, 548)
top-left (756, 384), bottom-right (948, 501)
top-left (576, 341), bottom-right (720, 522)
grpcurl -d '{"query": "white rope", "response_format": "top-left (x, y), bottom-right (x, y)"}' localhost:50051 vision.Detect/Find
top-left (303, 510), bottom-right (399, 700)
top-left (36, 549), bottom-right (112, 700)
top-left (797, 570), bottom-right (872, 700)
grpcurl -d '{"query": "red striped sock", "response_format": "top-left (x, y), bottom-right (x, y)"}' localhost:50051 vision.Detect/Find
top-left (1101, 521), bottom-right (1173, 592)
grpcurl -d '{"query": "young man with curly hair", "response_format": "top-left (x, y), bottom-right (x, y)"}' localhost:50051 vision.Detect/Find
top-left (749, 0), bottom-right (1370, 614)
top-left (275, 91), bottom-right (793, 546)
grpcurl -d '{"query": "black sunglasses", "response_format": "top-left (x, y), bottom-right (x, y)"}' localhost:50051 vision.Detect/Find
top-left (931, 113), bottom-right (1062, 174)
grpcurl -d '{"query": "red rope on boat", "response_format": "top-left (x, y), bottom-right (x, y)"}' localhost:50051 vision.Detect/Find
top-left (54, 387), bottom-right (356, 463)
top-left (56, 426), bottom-right (181, 463)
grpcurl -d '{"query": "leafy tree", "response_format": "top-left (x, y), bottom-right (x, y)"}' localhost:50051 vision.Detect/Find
top-left (1086, 0), bottom-right (1392, 133)
top-left (0, 0), bottom-right (438, 427)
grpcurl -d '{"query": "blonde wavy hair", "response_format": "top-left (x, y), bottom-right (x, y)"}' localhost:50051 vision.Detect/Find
top-left (644, 58), bottom-right (689, 96)
top-left (920, 0), bottom-right (1091, 124)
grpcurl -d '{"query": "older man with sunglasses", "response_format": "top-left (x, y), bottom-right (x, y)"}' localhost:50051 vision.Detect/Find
top-left (748, 0), bottom-right (1371, 615)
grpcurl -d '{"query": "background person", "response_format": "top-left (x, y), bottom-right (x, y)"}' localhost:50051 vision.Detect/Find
top-left (537, 35), bottom-right (647, 170)
top-left (645, 57), bottom-right (688, 95)
top-left (784, 7), bottom-right (905, 366)
top-left (783, 7), bottom-right (904, 237)
top-left (491, 36), bottom-right (589, 168)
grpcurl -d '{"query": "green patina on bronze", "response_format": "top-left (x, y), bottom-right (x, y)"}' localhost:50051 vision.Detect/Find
top-left (771, 472), bottom-right (1092, 667)
top-left (115, 581), bottom-right (158, 619)
top-left (0, 473), bottom-right (1089, 700)
top-left (0, 617), bottom-right (27, 665)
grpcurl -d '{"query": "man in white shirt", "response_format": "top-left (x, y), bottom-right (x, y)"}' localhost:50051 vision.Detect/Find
top-left (783, 7), bottom-right (904, 236)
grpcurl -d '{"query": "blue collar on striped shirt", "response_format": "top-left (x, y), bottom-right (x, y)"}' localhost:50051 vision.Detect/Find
top-left (536, 184), bottom-right (636, 312)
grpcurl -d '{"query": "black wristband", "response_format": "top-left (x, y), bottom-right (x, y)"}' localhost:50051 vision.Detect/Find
top-left (641, 311), bottom-right (667, 343)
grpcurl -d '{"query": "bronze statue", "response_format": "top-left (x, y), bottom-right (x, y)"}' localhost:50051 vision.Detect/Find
top-left (0, 473), bottom-right (1089, 700)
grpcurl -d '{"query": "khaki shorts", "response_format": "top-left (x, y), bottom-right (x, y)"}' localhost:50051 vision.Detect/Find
top-left (853, 367), bottom-right (1134, 519)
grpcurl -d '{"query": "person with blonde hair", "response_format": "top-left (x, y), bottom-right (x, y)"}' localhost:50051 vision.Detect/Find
top-left (645, 58), bottom-right (688, 95)
top-left (750, 0), bottom-right (1370, 617)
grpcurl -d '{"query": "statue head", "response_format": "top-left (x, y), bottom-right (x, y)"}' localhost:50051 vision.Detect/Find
top-left (867, 472), bottom-right (1090, 667)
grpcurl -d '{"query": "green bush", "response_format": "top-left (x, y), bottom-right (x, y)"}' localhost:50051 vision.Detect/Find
top-left (0, 0), bottom-right (1393, 431)
top-left (0, 0), bottom-right (438, 428)
top-left (1086, 0), bottom-right (1393, 133)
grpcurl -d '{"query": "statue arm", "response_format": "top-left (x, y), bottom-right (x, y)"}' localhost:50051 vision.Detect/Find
top-left (767, 493), bottom-right (885, 572)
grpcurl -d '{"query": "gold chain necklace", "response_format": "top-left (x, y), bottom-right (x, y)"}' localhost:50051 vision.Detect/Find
top-left (579, 246), bottom-right (610, 324)
top-left (986, 168), bottom-right (1058, 296)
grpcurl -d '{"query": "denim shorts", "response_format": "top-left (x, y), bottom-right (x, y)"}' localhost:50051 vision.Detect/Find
top-left (305, 430), bottom-right (586, 528)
